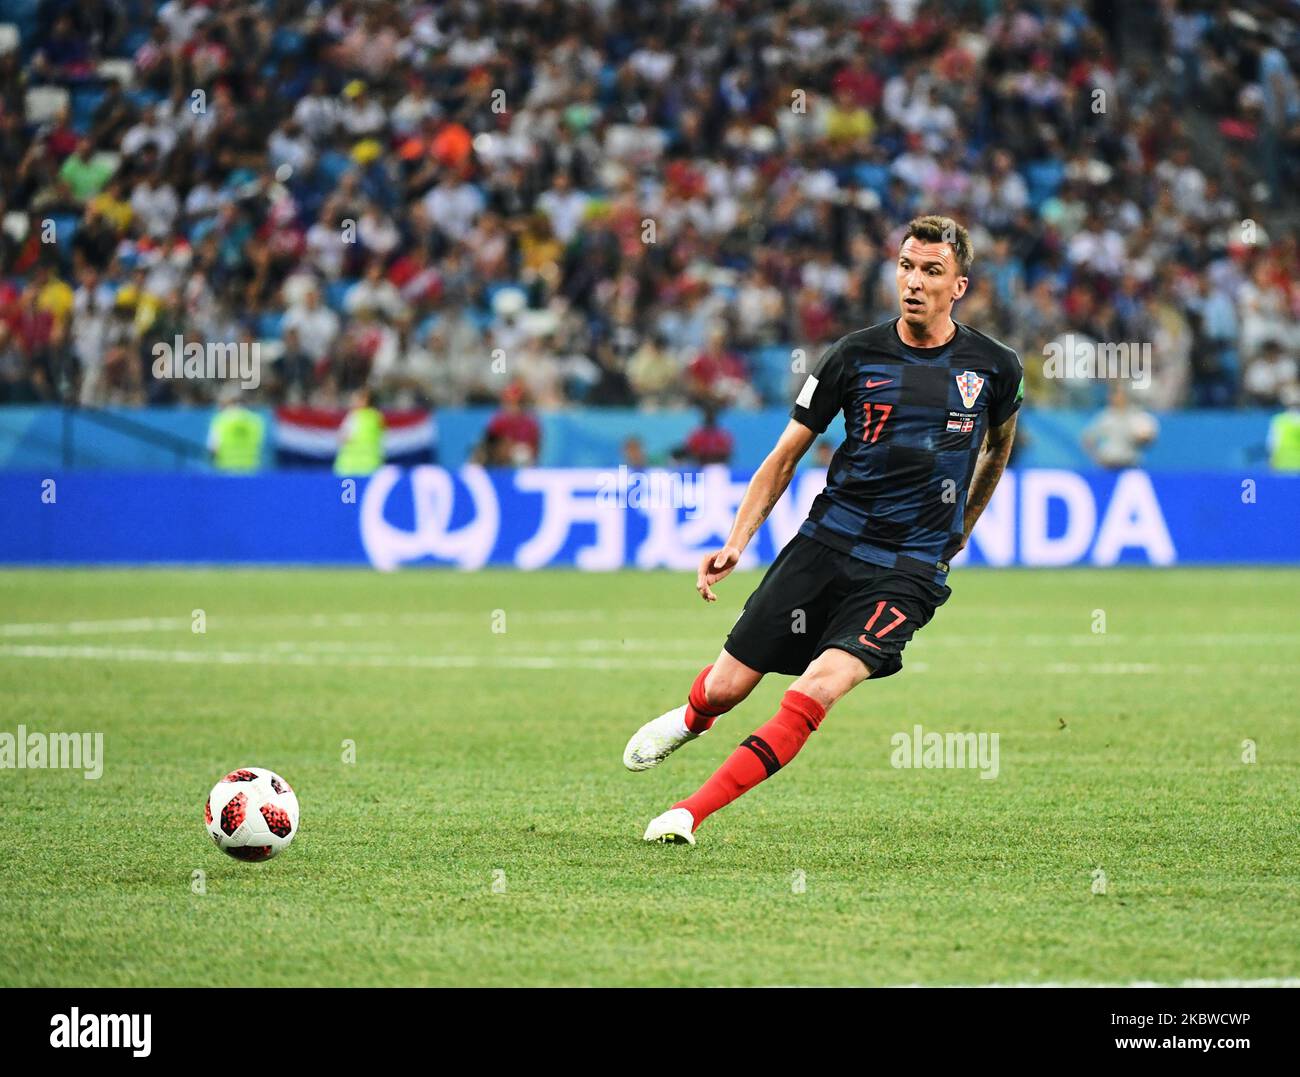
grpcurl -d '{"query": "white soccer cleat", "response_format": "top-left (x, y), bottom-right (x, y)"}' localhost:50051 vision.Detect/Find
top-left (622, 705), bottom-right (700, 772)
top-left (643, 807), bottom-right (696, 845)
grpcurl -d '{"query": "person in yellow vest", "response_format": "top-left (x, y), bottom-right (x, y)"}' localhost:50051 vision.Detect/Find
top-left (335, 386), bottom-right (385, 475)
top-left (1268, 386), bottom-right (1300, 473)
top-left (207, 390), bottom-right (265, 473)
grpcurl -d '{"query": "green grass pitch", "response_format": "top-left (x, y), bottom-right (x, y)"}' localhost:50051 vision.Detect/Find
top-left (1, 566), bottom-right (1297, 987)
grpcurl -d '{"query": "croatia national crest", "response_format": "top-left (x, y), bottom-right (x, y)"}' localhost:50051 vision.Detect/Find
top-left (955, 370), bottom-right (985, 409)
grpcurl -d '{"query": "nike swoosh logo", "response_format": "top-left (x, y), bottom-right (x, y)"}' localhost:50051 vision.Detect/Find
top-left (864, 378), bottom-right (893, 389)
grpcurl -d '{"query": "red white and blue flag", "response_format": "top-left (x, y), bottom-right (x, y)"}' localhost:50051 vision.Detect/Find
top-left (946, 415), bottom-right (974, 434)
top-left (273, 406), bottom-right (436, 468)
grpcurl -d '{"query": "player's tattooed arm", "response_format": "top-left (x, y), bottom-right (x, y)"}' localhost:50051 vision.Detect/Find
top-left (959, 413), bottom-right (1018, 549)
top-left (698, 420), bottom-right (817, 602)
top-left (751, 489), bottom-right (782, 540)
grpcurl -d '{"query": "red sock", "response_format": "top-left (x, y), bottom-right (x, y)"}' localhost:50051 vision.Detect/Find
top-left (675, 689), bottom-right (825, 829)
top-left (684, 664), bottom-right (731, 734)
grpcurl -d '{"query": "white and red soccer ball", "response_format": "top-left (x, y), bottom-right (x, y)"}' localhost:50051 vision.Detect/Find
top-left (204, 767), bottom-right (300, 861)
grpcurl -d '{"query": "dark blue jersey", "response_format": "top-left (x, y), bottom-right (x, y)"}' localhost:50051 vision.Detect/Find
top-left (790, 318), bottom-right (1024, 582)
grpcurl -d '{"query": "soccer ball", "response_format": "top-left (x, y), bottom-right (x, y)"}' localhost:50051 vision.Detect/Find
top-left (204, 767), bottom-right (300, 861)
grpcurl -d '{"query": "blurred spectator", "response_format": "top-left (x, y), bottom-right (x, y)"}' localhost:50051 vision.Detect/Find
top-left (71, 265), bottom-right (114, 404)
top-left (678, 405), bottom-right (734, 466)
top-left (274, 327), bottom-right (316, 404)
top-left (686, 328), bottom-right (754, 409)
top-left (537, 172), bottom-right (590, 246)
top-left (129, 167), bottom-right (180, 239)
top-left (334, 386), bottom-right (385, 476)
top-left (32, 14), bottom-right (93, 81)
top-left (282, 286), bottom-right (340, 369)
top-left (585, 341), bottom-right (636, 407)
top-left (59, 139), bottom-right (114, 203)
top-left (478, 382), bottom-right (540, 467)
top-left (344, 260), bottom-right (406, 321)
top-left (207, 389), bottom-right (265, 473)
top-left (1242, 340), bottom-right (1298, 407)
top-left (622, 436), bottom-right (648, 469)
top-left (1268, 386), bottom-right (1300, 473)
top-left (627, 334), bottom-right (680, 409)
top-left (1082, 384), bottom-right (1160, 469)
top-left (1186, 271), bottom-right (1240, 407)
top-left (372, 315), bottom-right (437, 409)
top-left (0, 323), bottom-right (31, 403)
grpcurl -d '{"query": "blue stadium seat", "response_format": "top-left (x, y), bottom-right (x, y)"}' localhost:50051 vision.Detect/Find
top-left (482, 281), bottom-right (527, 311)
top-left (7, 0), bottom-right (40, 30)
top-left (258, 311), bottom-right (285, 340)
top-left (119, 27), bottom-right (150, 57)
top-left (2, 8), bottom-right (36, 59)
top-left (70, 85), bottom-right (106, 133)
top-left (853, 162), bottom-right (892, 198)
top-left (125, 88), bottom-right (163, 110)
top-left (325, 279), bottom-right (354, 312)
top-left (751, 345), bottom-right (796, 405)
top-left (272, 29), bottom-right (306, 58)
top-left (48, 214), bottom-right (79, 263)
top-left (1023, 159), bottom-right (1065, 211)
top-left (317, 150), bottom-right (354, 187)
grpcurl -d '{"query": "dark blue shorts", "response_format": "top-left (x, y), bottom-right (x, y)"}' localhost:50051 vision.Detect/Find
top-left (724, 533), bottom-right (951, 678)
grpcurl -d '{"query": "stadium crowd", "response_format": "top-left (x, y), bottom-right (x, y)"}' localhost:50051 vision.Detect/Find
top-left (1, 0), bottom-right (1299, 418)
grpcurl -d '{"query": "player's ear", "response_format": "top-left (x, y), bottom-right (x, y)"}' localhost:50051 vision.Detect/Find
top-left (951, 276), bottom-right (969, 302)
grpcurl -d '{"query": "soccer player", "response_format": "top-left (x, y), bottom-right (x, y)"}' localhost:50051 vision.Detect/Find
top-left (624, 215), bottom-right (1024, 844)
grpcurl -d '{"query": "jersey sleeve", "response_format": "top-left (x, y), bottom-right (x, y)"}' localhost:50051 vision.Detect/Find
top-left (790, 339), bottom-right (849, 434)
top-left (988, 347), bottom-right (1025, 428)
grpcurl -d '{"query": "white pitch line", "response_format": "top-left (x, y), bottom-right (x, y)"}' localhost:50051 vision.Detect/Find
top-left (1039, 662), bottom-right (1292, 675)
top-left (264, 640), bottom-right (397, 653)
top-left (0, 643), bottom-right (702, 672)
top-left (5, 608), bottom-right (1294, 652)
top-left (2, 643), bottom-right (1291, 677)
top-left (4, 613), bottom-right (1299, 646)
top-left (0, 616), bottom-right (191, 637)
top-left (0, 609), bottom-right (709, 637)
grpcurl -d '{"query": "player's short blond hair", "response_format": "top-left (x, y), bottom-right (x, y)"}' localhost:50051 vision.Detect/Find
top-left (902, 216), bottom-right (974, 276)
